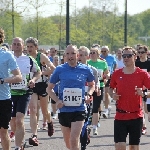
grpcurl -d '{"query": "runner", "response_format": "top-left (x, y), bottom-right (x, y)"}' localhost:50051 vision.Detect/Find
top-left (9, 37), bottom-right (41, 150)
top-left (109, 47), bottom-right (150, 150)
top-left (0, 28), bottom-right (22, 150)
top-left (135, 45), bottom-right (150, 135)
top-left (88, 47), bottom-right (109, 135)
top-left (101, 46), bottom-right (117, 118)
top-left (47, 45), bottom-right (95, 150)
top-left (116, 48), bottom-right (125, 69)
top-left (25, 37), bottom-right (56, 146)
top-left (51, 55), bottom-right (60, 119)
top-left (78, 46), bottom-right (99, 149)
top-left (49, 47), bottom-right (57, 62)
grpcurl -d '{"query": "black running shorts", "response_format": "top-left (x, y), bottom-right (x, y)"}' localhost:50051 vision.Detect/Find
top-left (114, 117), bottom-right (143, 145)
top-left (0, 99), bottom-right (12, 129)
top-left (58, 111), bottom-right (86, 128)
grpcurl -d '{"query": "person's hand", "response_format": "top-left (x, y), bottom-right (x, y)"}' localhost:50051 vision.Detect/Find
top-left (85, 95), bottom-right (93, 104)
top-left (95, 86), bottom-right (101, 96)
top-left (28, 80), bottom-right (35, 88)
top-left (56, 100), bottom-right (64, 109)
top-left (97, 88), bottom-right (101, 96)
top-left (113, 93), bottom-right (121, 101)
top-left (135, 87), bottom-right (143, 96)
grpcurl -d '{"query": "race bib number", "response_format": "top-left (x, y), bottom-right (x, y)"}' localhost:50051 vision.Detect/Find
top-left (11, 74), bottom-right (27, 89)
top-left (63, 88), bottom-right (82, 106)
top-left (97, 69), bottom-right (103, 80)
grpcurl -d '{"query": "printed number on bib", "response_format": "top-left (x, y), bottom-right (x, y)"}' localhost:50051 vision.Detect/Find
top-left (63, 88), bottom-right (82, 106)
top-left (97, 69), bottom-right (103, 80)
top-left (11, 74), bottom-right (27, 89)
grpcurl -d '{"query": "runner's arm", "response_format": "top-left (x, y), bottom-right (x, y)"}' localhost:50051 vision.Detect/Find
top-left (47, 83), bottom-right (60, 102)
top-left (31, 60), bottom-right (42, 82)
top-left (87, 80), bottom-right (95, 95)
top-left (40, 53), bottom-right (56, 76)
top-left (104, 69), bottom-right (110, 79)
top-left (3, 69), bottom-right (22, 84)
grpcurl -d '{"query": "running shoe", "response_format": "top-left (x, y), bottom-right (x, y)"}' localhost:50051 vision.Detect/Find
top-left (48, 122), bottom-right (54, 137)
top-left (93, 128), bottom-right (98, 135)
top-left (42, 123), bottom-right (47, 130)
top-left (103, 106), bottom-right (112, 119)
top-left (37, 124), bottom-right (40, 130)
top-left (29, 135), bottom-right (39, 146)
top-left (142, 127), bottom-right (147, 135)
top-left (52, 114), bottom-right (57, 119)
top-left (10, 131), bottom-right (15, 142)
top-left (97, 122), bottom-right (101, 128)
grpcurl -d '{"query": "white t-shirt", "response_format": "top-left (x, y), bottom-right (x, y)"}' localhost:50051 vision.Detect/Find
top-left (116, 58), bottom-right (125, 69)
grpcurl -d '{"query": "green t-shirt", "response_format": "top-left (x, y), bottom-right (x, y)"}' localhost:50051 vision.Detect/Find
top-left (88, 59), bottom-right (108, 87)
top-left (11, 56), bottom-right (40, 95)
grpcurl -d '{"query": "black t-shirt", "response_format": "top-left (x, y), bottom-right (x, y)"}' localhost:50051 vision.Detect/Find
top-left (135, 59), bottom-right (150, 72)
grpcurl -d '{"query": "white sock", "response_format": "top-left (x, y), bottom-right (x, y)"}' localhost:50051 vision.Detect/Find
top-left (93, 125), bottom-right (97, 129)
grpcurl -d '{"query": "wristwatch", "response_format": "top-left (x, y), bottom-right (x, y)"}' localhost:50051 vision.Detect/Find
top-left (0, 78), bottom-right (4, 84)
top-left (142, 92), bottom-right (147, 99)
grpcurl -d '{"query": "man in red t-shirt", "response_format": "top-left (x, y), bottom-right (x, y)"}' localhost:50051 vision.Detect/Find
top-left (109, 47), bottom-right (150, 150)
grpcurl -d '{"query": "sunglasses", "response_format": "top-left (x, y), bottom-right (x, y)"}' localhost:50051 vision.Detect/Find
top-left (101, 51), bottom-right (106, 53)
top-left (122, 54), bottom-right (134, 58)
top-left (138, 51), bottom-right (145, 54)
top-left (90, 52), bottom-right (96, 54)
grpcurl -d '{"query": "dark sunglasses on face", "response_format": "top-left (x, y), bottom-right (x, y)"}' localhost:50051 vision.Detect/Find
top-left (138, 51), bottom-right (145, 54)
top-left (122, 54), bottom-right (134, 58)
top-left (90, 52), bottom-right (96, 54)
top-left (101, 51), bottom-right (106, 53)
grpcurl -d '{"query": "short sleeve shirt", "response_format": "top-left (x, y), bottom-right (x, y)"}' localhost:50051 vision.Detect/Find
top-left (50, 62), bottom-right (94, 112)
top-left (88, 59), bottom-right (108, 87)
top-left (110, 67), bottom-right (150, 120)
top-left (101, 54), bottom-right (117, 74)
top-left (0, 49), bottom-right (19, 100)
top-left (11, 54), bottom-right (40, 95)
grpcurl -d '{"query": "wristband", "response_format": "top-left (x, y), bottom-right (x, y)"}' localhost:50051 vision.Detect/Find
top-left (142, 92), bottom-right (147, 99)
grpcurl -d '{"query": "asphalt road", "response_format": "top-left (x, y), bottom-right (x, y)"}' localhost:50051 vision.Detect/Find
top-left (1, 102), bottom-right (150, 150)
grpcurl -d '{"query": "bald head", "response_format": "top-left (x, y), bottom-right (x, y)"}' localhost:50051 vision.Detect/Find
top-left (64, 45), bottom-right (79, 67)
top-left (12, 37), bottom-right (24, 45)
top-left (65, 45), bottom-right (78, 54)
top-left (12, 37), bottom-right (24, 52)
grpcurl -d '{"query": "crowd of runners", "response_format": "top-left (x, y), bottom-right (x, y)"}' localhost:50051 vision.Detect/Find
top-left (0, 27), bottom-right (150, 150)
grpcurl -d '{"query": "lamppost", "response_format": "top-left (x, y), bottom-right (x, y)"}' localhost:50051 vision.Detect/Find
top-left (124, 0), bottom-right (127, 46)
top-left (66, 0), bottom-right (70, 46)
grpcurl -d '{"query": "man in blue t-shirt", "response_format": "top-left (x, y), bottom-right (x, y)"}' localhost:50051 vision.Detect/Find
top-left (101, 46), bottom-right (117, 119)
top-left (47, 45), bottom-right (95, 150)
top-left (0, 28), bottom-right (22, 150)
